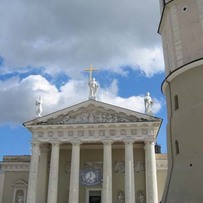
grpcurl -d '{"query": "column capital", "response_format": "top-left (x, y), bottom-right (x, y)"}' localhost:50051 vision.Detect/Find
top-left (144, 140), bottom-right (155, 145)
top-left (49, 140), bottom-right (61, 146)
top-left (102, 139), bottom-right (114, 145)
top-left (70, 139), bottom-right (82, 146)
top-left (31, 140), bottom-right (41, 147)
top-left (123, 138), bottom-right (135, 144)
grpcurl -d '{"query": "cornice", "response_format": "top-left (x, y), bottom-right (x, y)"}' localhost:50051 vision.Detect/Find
top-left (26, 120), bottom-right (160, 130)
top-left (0, 162), bottom-right (30, 172)
top-left (162, 58), bottom-right (203, 93)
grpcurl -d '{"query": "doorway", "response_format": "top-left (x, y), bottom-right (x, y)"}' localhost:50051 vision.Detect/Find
top-left (89, 195), bottom-right (101, 203)
top-left (86, 189), bottom-right (101, 203)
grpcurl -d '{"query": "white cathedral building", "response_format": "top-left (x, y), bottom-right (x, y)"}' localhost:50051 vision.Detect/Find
top-left (0, 71), bottom-right (168, 203)
top-left (1, 0), bottom-right (203, 201)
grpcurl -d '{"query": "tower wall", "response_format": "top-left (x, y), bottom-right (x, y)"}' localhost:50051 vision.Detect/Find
top-left (159, 0), bottom-right (203, 75)
top-left (159, 0), bottom-right (203, 202)
top-left (164, 66), bottom-right (203, 202)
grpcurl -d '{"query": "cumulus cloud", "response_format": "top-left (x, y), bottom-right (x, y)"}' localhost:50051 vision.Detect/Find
top-left (99, 79), bottom-right (162, 114)
top-left (0, 75), bottom-right (162, 124)
top-left (0, 0), bottom-right (164, 77)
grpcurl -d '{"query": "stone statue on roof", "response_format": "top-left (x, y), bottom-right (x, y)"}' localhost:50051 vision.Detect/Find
top-left (35, 96), bottom-right (43, 117)
top-left (88, 77), bottom-right (99, 99)
top-left (144, 92), bottom-right (153, 115)
top-left (84, 64), bottom-right (99, 100)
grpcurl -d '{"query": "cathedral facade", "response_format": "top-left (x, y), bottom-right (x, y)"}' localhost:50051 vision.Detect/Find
top-left (0, 99), bottom-right (167, 203)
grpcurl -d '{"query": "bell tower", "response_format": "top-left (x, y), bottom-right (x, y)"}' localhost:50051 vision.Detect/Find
top-left (159, 0), bottom-right (203, 202)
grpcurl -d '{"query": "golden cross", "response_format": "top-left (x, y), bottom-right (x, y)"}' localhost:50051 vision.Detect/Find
top-left (84, 64), bottom-right (98, 81)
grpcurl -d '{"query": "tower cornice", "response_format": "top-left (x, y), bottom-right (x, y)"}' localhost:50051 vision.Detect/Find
top-left (161, 58), bottom-right (203, 94)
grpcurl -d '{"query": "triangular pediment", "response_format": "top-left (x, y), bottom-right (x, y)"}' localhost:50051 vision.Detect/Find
top-left (12, 179), bottom-right (28, 187)
top-left (24, 100), bottom-right (160, 126)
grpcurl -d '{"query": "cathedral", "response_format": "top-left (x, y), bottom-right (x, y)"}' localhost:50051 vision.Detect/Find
top-left (0, 67), bottom-right (168, 203)
top-left (1, 0), bottom-right (203, 202)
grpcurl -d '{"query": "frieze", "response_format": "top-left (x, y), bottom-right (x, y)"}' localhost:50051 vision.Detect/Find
top-left (48, 131), bottom-right (53, 138)
top-left (109, 129), bottom-right (116, 136)
top-left (68, 131), bottom-right (73, 137)
top-left (78, 130), bottom-right (84, 137)
top-left (120, 129), bottom-right (126, 136)
top-left (135, 161), bottom-right (145, 173)
top-left (88, 130), bottom-right (95, 137)
top-left (141, 128), bottom-right (148, 135)
top-left (38, 131), bottom-right (43, 138)
top-left (114, 161), bottom-right (125, 173)
top-left (131, 129), bottom-right (137, 135)
top-left (58, 131), bottom-right (64, 137)
top-left (0, 163), bottom-right (30, 172)
top-left (32, 124), bottom-right (159, 142)
top-left (36, 106), bottom-right (148, 125)
top-left (99, 130), bottom-right (105, 137)
top-left (114, 160), bottom-right (145, 173)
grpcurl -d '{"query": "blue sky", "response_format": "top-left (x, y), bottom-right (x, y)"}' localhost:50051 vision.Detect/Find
top-left (0, 0), bottom-right (167, 160)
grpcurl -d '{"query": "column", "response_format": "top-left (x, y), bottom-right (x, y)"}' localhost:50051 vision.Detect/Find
top-left (124, 139), bottom-right (135, 203)
top-left (0, 171), bottom-right (5, 203)
top-left (68, 141), bottom-right (81, 203)
top-left (47, 141), bottom-right (60, 203)
top-left (37, 145), bottom-right (49, 203)
top-left (145, 141), bottom-right (158, 203)
top-left (26, 141), bottom-right (40, 203)
top-left (102, 140), bottom-right (113, 203)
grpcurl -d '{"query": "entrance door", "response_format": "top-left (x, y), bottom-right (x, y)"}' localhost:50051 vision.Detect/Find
top-left (89, 190), bottom-right (101, 203)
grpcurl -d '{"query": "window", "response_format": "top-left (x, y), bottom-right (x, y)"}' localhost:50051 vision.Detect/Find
top-left (175, 140), bottom-right (180, 154)
top-left (12, 180), bottom-right (27, 203)
top-left (174, 95), bottom-right (179, 110)
top-left (182, 6), bottom-right (188, 12)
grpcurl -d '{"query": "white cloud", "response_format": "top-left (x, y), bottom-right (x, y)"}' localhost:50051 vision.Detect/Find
top-left (0, 75), bottom-right (162, 124)
top-left (0, 0), bottom-right (164, 77)
top-left (99, 79), bottom-right (162, 114)
top-left (126, 47), bottom-right (164, 77)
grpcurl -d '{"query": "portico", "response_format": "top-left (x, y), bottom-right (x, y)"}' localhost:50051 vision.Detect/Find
top-left (24, 99), bottom-right (161, 203)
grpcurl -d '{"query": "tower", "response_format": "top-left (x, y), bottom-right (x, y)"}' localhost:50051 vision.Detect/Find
top-left (159, 0), bottom-right (203, 202)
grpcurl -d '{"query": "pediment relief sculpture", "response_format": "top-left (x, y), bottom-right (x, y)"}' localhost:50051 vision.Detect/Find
top-left (36, 106), bottom-right (148, 125)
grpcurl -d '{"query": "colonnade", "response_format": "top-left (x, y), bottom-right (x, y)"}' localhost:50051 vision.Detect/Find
top-left (26, 140), bottom-right (158, 203)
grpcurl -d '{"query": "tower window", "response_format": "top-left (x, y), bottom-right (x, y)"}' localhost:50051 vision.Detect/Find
top-left (175, 140), bottom-right (180, 154)
top-left (174, 95), bottom-right (179, 110)
top-left (182, 6), bottom-right (188, 12)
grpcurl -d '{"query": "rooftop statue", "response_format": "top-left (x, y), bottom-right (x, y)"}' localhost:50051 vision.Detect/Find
top-left (144, 92), bottom-right (153, 115)
top-left (88, 77), bottom-right (98, 99)
top-left (84, 64), bottom-right (99, 100)
top-left (35, 96), bottom-right (43, 117)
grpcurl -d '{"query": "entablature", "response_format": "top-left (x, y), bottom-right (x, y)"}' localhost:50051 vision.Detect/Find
top-left (0, 162), bottom-right (30, 172)
top-left (29, 121), bottom-right (160, 143)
